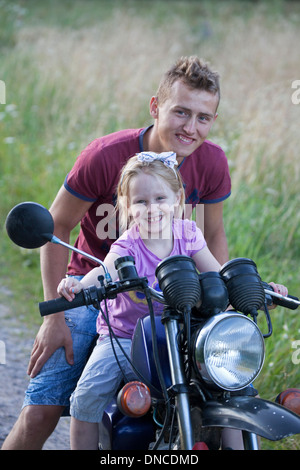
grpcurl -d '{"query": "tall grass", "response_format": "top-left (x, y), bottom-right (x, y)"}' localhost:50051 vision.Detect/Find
top-left (1, 0), bottom-right (300, 449)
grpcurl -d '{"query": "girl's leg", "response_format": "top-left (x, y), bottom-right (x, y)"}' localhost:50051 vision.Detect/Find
top-left (69, 337), bottom-right (133, 450)
top-left (70, 417), bottom-right (99, 450)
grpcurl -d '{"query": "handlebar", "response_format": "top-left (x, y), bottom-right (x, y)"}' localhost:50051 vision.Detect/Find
top-left (39, 276), bottom-right (299, 317)
top-left (39, 288), bottom-right (99, 316)
top-left (39, 278), bottom-right (166, 317)
top-left (262, 282), bottom-right (300, 310)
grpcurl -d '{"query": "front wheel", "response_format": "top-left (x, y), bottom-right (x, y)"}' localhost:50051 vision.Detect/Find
top-left (163, 407), bottom-right (222, 450)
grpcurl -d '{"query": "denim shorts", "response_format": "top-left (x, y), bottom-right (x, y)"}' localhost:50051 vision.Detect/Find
top-left (22, 297), bottom-right (99, 410)
top-left (70, 336), bottom-right (135, 422)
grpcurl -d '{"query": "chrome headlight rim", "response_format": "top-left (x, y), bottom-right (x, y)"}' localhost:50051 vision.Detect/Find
top-left (193, 312), bottom-right (265, 391)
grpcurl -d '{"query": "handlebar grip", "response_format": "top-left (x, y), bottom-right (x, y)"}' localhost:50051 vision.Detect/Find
top-left (271, 293), bottom-right (299, 310)
top-left (262, 282), bottom-right (299, 310)
top-left (39, 291), bottom-right (87, 316)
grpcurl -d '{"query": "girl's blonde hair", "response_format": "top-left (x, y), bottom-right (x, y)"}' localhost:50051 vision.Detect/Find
top-left (117, 155), bottom-right (185, 233)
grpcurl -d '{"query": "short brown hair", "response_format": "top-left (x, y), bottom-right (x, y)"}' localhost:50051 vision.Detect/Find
top-left (157, 56), bottom-right (220, 105)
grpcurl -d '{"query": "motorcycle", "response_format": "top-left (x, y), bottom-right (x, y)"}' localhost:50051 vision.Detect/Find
top-left (5, 202), bottom-right (300, 450)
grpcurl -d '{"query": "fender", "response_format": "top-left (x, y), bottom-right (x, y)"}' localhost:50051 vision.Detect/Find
top-left (102, 399), bottom-right (155, 450)
top-left (202, 396), bottom-right (300, 441)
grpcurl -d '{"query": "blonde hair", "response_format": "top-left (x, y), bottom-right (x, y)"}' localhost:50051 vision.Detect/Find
top-left (117, 155), bottom-right (185, 233)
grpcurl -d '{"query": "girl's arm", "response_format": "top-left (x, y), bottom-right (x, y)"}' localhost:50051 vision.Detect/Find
top-left (57, 252), bottom-right (121, 301)
top-left (192, 245), bottom-right (221, 273)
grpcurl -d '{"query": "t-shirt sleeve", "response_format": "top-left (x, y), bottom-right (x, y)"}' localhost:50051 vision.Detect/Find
top-left (175, 219), bottom-right (207, 256)
top-left (64, 139), bottom-right (110, 202)
top-left (64, 129), bottom-right (142, 203)
top-left (199, 144), bottom-right (231, 203)
top-left (181, 141), bottom-right (231, 206)
top-left (108, 230), bottom-right (136, 258)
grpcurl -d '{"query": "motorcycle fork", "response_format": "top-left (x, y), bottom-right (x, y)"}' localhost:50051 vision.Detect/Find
top-left (164, 317), bottom-right (194, 450)
top-left (243, 432), bottom-right (260, 450)
top-left (164, 318), bottom-right (261, 451)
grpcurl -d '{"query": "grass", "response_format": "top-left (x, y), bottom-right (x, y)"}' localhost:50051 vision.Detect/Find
top-left (0, 0), bottom-right (300, 450)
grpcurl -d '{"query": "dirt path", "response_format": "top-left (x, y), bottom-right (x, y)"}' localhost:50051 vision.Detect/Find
top-left (0, 292), bottom-right (71, 450)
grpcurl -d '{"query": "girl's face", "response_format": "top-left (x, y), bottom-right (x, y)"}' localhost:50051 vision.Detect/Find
top-left (128, 172), bottom-right (182, 239)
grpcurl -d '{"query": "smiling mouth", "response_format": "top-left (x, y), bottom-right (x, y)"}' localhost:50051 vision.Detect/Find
top-left (176, 134), bottom-right (195, 145)
top-left (147, 215), bottom-right (163, 223)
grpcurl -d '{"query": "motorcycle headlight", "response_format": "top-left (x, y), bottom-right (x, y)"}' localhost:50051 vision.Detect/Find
top-left (194, 312), bottom-right (265, 391)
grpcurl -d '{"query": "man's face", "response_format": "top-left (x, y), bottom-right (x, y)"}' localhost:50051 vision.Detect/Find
top-left (149, 80), bottom-right (219, 162)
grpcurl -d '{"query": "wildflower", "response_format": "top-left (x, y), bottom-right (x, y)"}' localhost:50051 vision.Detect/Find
top-left (4, 137), bottom-right (15, 144)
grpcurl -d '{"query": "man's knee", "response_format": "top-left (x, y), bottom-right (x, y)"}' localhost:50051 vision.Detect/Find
top-left (1, 405), bottom-right (65, 450)
top-left (21, 404), bottom-right (64, 430)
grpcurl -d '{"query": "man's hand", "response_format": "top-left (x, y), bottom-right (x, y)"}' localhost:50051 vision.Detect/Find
top-left (27, 314), bottom-right (74, 378)
top-left (30, 186), bottom-right (92, 379)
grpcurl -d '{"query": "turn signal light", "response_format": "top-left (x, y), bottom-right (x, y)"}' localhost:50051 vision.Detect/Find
top-left (276, 388), bottom-right (300, 416)
top-left (117, 381), bottom-right (151, 417)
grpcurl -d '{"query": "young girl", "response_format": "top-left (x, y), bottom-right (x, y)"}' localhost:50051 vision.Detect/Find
top-left (57, 151), bottom-right (287, 450)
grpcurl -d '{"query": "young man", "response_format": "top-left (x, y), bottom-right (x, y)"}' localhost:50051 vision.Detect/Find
top-left (2, 56), bottom-right (231, 449)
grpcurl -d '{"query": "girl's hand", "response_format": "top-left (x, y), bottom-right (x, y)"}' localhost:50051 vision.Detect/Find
top-left (269, 282), bottom-right (288, 297)
top-left (57, 277), bottom-right (83, 301)
top-left (268, 282), bottom-right (288, 309)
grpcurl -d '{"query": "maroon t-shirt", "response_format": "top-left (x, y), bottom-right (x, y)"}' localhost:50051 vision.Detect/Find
top-left (64, 127), bottom-right (231, 275)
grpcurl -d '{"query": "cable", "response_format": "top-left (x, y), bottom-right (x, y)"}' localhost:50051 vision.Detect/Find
top-left (98, 290), bottom-right (162, 394)
top-left (144, 287), bottom-right (172, 450)
top-left (100, 300), bottom-right (130, 383)
top-left (89, 283), bottom-right (173, 449)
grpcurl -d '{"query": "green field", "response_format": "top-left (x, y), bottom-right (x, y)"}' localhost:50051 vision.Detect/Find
top-left (0, 0), bottom-right (299, 450)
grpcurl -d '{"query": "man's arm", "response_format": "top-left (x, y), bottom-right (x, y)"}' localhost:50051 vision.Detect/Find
top-left (28, 186), bottom-right (93, 378)
top-left (195, 202), bottom-right (229, 266)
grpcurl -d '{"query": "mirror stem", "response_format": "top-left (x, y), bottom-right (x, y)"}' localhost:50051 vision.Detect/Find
top-left (50, 235), bottom-right (112, 282)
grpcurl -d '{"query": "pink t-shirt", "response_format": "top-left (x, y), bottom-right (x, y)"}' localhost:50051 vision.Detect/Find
top-left (64, 127), bottom-right (231, 275)
top-left (97, 218), bottom-right (206, 338)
